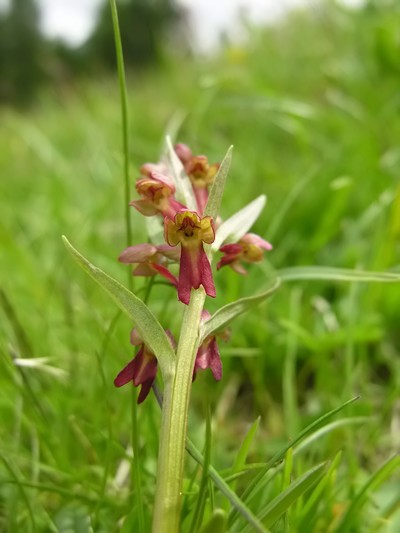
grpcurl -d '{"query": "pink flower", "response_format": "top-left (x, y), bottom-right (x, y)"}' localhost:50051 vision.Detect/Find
top-left (193, 311), bottom-right (230, 381)
top-left (217, 233), bottom-right (273, 274)
top-left (130, 171), bottom-right (186, 219)
top-left (118, 243), bottom-right (179, 287)
top-left (164, 210), bottom-right (216, 305)
top-left (114, 329), bottom-right (158, 404)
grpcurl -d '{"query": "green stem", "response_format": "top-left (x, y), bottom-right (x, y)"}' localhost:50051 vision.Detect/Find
top-left (152, 289), bottom-right (206, 533)
top-left (109, 1), bottom-right (142, 529)
top-left (109, 0), bottom-right (132, 277)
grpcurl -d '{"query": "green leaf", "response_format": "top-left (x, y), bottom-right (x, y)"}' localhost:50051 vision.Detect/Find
top-left (276, 266), bottom-right (400, 283)
top-left (204, 145), bottom-right (233, 220)
top-left (212, 195), bottom-right (267, 251)
top-left (199, 279), bottom-right (280, 344)
top-left (164, 135), bottom-right (197, 211)
top-left (246, 462), bottom-right (327, 531)
top-left (62, 236), bottom-right (175, 376)
top-left (336, 454), bottom-right (400, 532)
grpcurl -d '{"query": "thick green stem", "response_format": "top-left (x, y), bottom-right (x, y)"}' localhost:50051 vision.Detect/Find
top-left (152, 288), bottom-right (206, 533)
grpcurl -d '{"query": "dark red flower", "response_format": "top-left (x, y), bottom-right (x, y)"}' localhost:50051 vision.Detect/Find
top-left (193, 311), bottom-right (229, 381)
top-left (114, 329), bottom-right (158, 404)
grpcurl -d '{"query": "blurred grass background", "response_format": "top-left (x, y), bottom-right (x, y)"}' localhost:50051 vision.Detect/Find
top-left (1, 0), bottom-right (400, 531)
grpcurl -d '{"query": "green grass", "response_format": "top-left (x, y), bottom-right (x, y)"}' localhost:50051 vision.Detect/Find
top-left (1, 2), bottom-right (400, 531)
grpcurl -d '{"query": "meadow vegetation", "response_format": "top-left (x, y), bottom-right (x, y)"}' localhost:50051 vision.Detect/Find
top-left (1, 2), bottom-right (400, 531)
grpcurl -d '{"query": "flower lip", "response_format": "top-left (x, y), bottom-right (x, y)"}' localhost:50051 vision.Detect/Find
top-left (165, 210), bottom-right (215, 248)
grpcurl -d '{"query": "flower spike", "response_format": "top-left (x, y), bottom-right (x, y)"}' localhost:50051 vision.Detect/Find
top-left (164, 210), bottom-right (216, 305)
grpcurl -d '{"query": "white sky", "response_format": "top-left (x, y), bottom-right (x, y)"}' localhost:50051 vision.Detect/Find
top-left (0, 0), bottom-right (364, 52)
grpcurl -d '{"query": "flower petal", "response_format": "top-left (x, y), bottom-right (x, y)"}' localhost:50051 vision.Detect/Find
top-left (198, 246), bottom-right (216, 298)
top-left (219, 243), bottom-right (242, 255)
top-left (177, 246), bottom-right (197, 304)
top-left (114, 348), bottom-right (143, 386)
top-left (137, 379), bottom-right (154, 404)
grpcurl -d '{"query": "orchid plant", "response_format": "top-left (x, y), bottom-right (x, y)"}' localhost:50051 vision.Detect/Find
top-left (63, 138), bottom-right (280, 531)
top-left (59, 4), bottom-right (400, 531)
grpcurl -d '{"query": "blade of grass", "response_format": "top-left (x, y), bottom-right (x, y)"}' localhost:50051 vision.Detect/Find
top-left (230, 417), bottom-right (260, 493)
top-left (336, 454), bottom-right (400, 532)
top-left (281, 447), bottom-right (294, 532)
top-left (229, 396), bottom-right (360, 526)
top-left (297, 450), bottom-right (342, 530)
top-left (276, 266), bottom-right (400, 283)
top-left (0, 456), bottom-right (36, 531)
top-left (190, 406), bottom-right (212, 532)
top-left (283, 288), bottom-right (302, 437)
top-left (108, 0), bottom-right (132, 261)
top-left (242, 462), bottom-right (327, 532)
top-left (186, 439), bottom-right (269, 533)
top-left (108, 1), bottom-right (142, 528)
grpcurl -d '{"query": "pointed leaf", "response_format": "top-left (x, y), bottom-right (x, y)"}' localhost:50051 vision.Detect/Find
top-left (199, 279), bottom-right (280, 344)
top-left (62, 236), bottom-right (175, 376)
top-left (212, 195), bottom-right (267, 251)
top-left (164, 135), bottom-right (197, 210)
top-left (204, 146), bottom-right (233, 220)
top-left (277, 266), bottom-right (400, 283)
